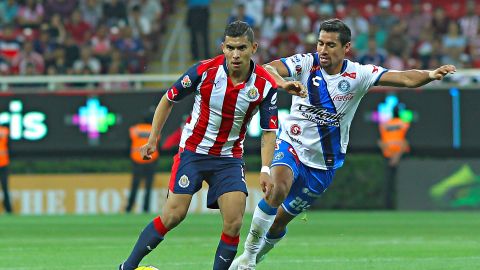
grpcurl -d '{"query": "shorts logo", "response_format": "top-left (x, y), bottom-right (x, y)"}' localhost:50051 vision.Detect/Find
top-left (303, 188), bottom-right (309, 194)
top-left (178, 174), bottom-right (190, 188)
top-left (338, 80), bottom-right (350, 93)
top-left (246, 87), bottom-right (259, 101)
top-left (269, 115), bottom-right (278, 129)
top-left (273, 152), bottom-right (284, 161)
top-left (290, 124), bottom-right (302, 136)
top-left (181, 75), bottom-right (192, 88)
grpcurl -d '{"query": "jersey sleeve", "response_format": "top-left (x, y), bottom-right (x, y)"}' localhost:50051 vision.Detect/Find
top-left (259, 85), bottom-right (278, 130)
top-left (280, 53), bottom-right (313, 79)
top-left (358, 64), bottom-right (388, 93)
top-left (166, 62), bottom-right (202, 102)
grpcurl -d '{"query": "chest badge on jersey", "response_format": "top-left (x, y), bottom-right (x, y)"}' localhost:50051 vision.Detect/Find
top-left (178, 175), bottom-right (190, 188)
top-left (338, 80), bottom-right (351, 93)
top-left (181, 75), bottom-right (192, 88)
top-left (246, 86), bottom-right (259, 101)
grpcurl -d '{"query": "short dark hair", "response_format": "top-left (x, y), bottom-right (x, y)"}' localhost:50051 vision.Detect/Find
top-left (319, 18), bottom-right (351, 46)
top-left (224, 20), bottom-right (254, 43)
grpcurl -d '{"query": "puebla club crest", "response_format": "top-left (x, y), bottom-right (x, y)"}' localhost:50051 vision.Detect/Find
top-left (338, 79), bottom-right (351, 93)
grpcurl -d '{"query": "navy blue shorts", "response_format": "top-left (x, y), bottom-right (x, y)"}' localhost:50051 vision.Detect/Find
top-left (169, 149), bottom-right (248, 209)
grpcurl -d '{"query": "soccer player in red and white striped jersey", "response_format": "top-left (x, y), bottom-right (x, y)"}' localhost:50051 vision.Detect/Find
top-left (120, 21), bottom-right (279, 270)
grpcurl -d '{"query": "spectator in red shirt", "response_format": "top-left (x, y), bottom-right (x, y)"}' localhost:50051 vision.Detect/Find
top-left (65, 9), bottom-right (92, 44)
top-left (12, 41), bottom-right (45, 75)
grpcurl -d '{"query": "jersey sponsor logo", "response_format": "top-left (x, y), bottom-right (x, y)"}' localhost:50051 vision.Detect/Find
top-left (372, 65), bottom-right (379, 73)
top-left (246, 86), bottom-right (259, 101)
top-left (332, 93), bottom-right (354, 101)
top-left (298, 104), bottom-right (345, 127)
top-left (269, 115), bottom-right (278, 129)
top-left (295, 65), bottom-right (302, 75)
top-left (293, 55), bottom-right (302, 62)
top-left (178, 174), bottom-right (190, 188)
top-left (338, 79), bottom-right (351, 93)
top-left (341, 72), bottom-right (357, 79)
top-left (310, 65), bottom-right (320, 72)
top-left (167, 87), bottom-right (179, 100)
top-left (273, 151), bottom-right (284, 161)
top-left (181, 75), bottom-right (192, 88)
top-left (290, 124), bottom-right (302, 136)
top-left (312, 76), bottom-right (322, 86)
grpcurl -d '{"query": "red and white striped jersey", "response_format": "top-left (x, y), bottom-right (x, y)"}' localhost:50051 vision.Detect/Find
top-left (166, 55), bottom-right (278, 158)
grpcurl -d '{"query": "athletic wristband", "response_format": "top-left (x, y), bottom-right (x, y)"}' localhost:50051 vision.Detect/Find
top-left (261, 166), bottom-right (271, 175)
top-left (428, 70), bottom-right (435, 79)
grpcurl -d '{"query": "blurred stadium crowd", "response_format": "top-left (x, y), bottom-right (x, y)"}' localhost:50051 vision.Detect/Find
top-left (1, 0), bottom-right (479, 79)
top-left (0, 0), bottom-right (175, 76)
top-left (232, 0), bottom-right (479, 71)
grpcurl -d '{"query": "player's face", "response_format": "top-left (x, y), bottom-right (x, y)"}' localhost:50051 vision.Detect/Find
top-left (317, 30), bottom-right (351, 73)
top-left (222, 35), bottom-right (258, 73)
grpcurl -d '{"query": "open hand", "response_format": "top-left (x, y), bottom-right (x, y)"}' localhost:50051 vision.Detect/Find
top-left (431, 65), bottom-right (456, 80)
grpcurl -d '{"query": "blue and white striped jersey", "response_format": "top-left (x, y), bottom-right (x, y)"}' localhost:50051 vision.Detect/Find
top-left (279, 52), bottom-right (387, 169)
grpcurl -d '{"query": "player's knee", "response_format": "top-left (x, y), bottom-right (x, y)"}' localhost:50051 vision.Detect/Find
top-left (162, 211), bottom-right (187, 229)
top-left (222, 217), bottom-right (243, 236)
top-left (269, 182), bottom-right (289, 206)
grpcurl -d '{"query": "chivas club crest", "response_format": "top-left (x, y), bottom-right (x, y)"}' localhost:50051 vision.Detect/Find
top-left (246, 87), bottom-right (259, 101)
top-left (181, 75), bottom-right (192, 88)
top-left (179, 174), bottom-right (190, 188)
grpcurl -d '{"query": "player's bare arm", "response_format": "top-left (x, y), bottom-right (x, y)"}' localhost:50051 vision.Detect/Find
top-left (378, 65), bottom-right (456, 88)
top-left (263, 60), bottom-right (307, 98)
top-left (141, 94), bottom-right (173, 160)
top-left (260, 130), bottom-right (276, 199)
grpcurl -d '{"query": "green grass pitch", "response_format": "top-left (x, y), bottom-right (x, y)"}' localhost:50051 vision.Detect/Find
top-left (1, 212), bottom-right (479, 270)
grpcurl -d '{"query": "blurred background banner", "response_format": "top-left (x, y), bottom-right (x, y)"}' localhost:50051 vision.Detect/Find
top-left (4, 172), bottom-right (264, 215)
top-left (398, 159), bottom-right (480, 210)
top-left (1, 88), bottom-right (479, 158)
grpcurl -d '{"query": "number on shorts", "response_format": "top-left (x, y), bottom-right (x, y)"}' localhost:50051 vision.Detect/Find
top-left (289, 196), bottom-right (310, 212)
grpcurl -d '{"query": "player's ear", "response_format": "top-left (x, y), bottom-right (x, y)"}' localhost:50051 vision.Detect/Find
top-left (252, 42), bottom-right (258, 54)
top-left (221, 42), bottom-right (226, 54)
top-left (344, 41), bottom-right (351, 54)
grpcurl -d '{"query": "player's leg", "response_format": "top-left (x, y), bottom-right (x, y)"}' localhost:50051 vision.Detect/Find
top-left (215, 191), bottom-right (247, 270)
top-left (121, 150), bottom-right (202, 270)
top-left (206, 161), bottom-right (248, 270)
top-left (256, 206), bottom-right (295, 263)
top-left (121, 193), bottom-right (193, 270)
top-left (232, 140), bottom-right (298, 269)
top-left (254, 165), bottom-right (336, 266)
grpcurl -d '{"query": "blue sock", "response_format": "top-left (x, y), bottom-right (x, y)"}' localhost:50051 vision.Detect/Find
top-left (258, 198), bottom-right (278, 215)
top-left (122, 219), bottom-right (166, 270)
top-left (213, 232), bottom-right (239, 270)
